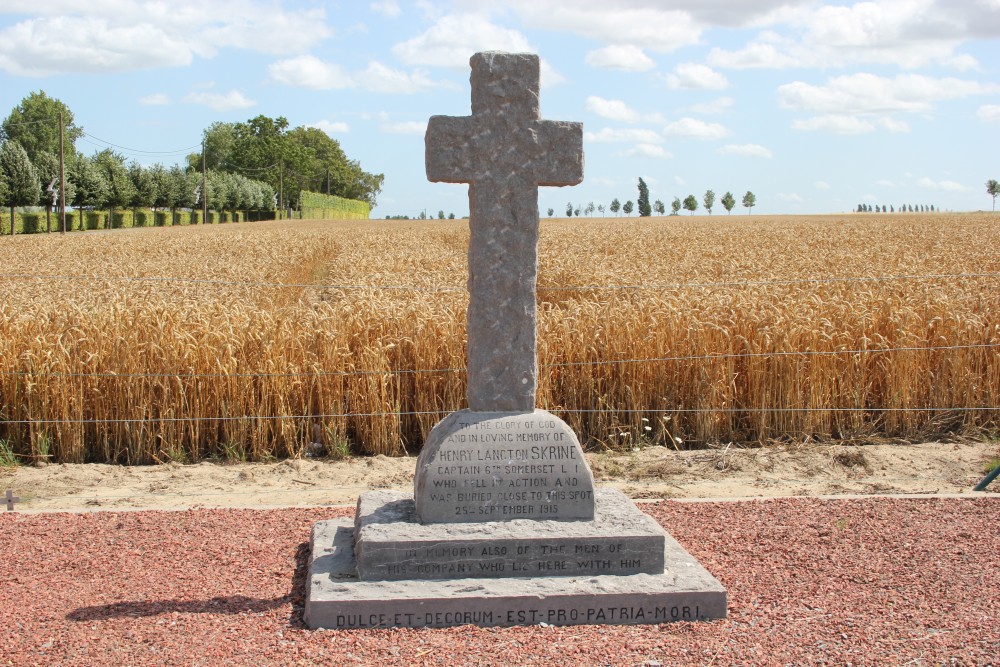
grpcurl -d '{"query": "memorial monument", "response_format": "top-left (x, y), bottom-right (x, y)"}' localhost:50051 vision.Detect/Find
top-left (304, 52), bottom-right (727, 629)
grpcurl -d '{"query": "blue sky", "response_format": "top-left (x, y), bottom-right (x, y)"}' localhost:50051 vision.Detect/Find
top-left (0, 0), bottom-right (997, 217)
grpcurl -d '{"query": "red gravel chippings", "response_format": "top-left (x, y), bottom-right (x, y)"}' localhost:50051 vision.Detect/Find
top-left (1, 497), bottom-right (997, 666)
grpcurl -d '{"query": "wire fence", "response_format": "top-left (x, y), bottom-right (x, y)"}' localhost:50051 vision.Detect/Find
top-left (1, 265), bottom-right (997, 461)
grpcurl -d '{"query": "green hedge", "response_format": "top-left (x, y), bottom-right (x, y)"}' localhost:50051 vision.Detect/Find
top-left (0, 208), bottom-right (277, 234)
top-left (299, 191), bottom-right (370, 220)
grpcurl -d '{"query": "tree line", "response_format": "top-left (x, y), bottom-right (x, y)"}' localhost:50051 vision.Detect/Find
top-left (0, 91), bottom-right (384, 234)
top-left (857, 204), bottom-right (937, 213)
top-left (554, 179), bottom-right (756, 218)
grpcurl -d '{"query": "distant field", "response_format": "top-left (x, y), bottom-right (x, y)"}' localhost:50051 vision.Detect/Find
top-left (0, 213), bottom-right (997, 464)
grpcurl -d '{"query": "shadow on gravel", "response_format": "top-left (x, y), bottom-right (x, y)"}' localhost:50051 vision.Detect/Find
top-left (66, 542), bottom-right (312, 629)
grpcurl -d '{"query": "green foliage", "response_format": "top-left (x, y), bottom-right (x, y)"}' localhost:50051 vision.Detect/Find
top-left (987, 179), bottom-right (999, 211)
top-left (190, 115), bottom-right (384, 211)
top-left (566, 201), bottom-right (573, 217)
top-left (637, 177), bottom-right (651, 217)
top-left (671, 197), bottom-right (681, 215)
top-left (653, 199), bottom-right (665, 215)
top-left (742, 190), bottom-right (757, 213)
top-left (1, 91), bottom-right (83, 164)
top-left (94, 149), bottom-right (136, 211)
top-left (610, 198), bottom-right (621, 215)
top-left (0, 440), bottom-right (17, 467)
top-left (1, 141), bottom-right (40, 215)
top-left (622, 200), bottom-right (634, 215)
top-left (68, 154), bottom-right (108, 214)
top-left (703, 189), bottom-right (715, 215)
top-left (721, 191), bottom-right (736, 214)
top-left (683, 194), bottom-right (698, 214)
top-left (299, 190), bottom-right (369, 220)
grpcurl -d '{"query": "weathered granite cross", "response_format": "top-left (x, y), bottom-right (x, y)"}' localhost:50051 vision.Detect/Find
top-left (426, 52), bottom-right (583, 412)
top-left (5, 489), bottom-right (20, 511)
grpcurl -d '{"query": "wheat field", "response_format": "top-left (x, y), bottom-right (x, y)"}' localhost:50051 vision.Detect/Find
top-left (0, 213), bottom-right (997, 464)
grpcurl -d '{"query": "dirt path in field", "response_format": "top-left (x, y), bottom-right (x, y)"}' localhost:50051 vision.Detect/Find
top-left (3, 440), bottom-right (997, 512)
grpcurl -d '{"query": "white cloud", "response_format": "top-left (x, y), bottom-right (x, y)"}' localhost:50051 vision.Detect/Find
top-left (663, 118), bottom-right (729, 139)
top-left (381, 120), bottom-right (428, 135)
top-left (361, 61), bottom-right (443, 94)
top-left (687, 96), bottom-right (734, 115)
top-left (585, 96), bottom-right (639, 122)
top-left (584, 128), bottom-right (663, 144)
top-left (139, 93), bottom-right (170, 106)
top-left (917, 177), bottom-right (972, 192)
top-left (664, 63), bottom-right (729, 90)
top-left (391, 14), bottom-right (532, 68)
top-left (778, 73), bottom-right (997, 116)
top-left (498, 1), bottom-right (703, 53)
top-left (718, 143), bottom-right (773, 158)
top-left (814, 181), bottom-right (831, 190)
top-left (268, 55), bottom-right (353, 90)
top-left (707, 38), bottom-right (800, 70)
top-left (584, 45), bottom-right (655, 71)
top-left (624, 144), bottom-right (673, 159)
top-left (978, 105), bottom-right (1000, 122)
top-left (307, 120), bottom-right (350, 135)
top-left (183, 89), bottom-right (256, 112)
top-left (269, 56), bottom-right (444, 94)
top-left (792, 115), bottom-right (877, 135)
top-left (707, 1), bottom-right (985, 71)
top-left (370, 1), bottom-right (401, 18)
top-left (0, 2), bottom-right (331, 75)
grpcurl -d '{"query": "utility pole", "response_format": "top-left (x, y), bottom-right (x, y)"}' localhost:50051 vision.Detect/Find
top-left (201, 140), bottom-right (208, 224)
top-left (59, 110), bottom-right (67, 233)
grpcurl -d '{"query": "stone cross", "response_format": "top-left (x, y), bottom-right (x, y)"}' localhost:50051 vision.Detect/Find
top-left (5, 489), bottom-right (20, 511)
top-left (425, 52), bottom-right (583, 412)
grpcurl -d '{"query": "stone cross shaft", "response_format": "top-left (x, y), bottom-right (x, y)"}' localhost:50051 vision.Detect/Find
top-left (425, 52), bottom-right (583, 412)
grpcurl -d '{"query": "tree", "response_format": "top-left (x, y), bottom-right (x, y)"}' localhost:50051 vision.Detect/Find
top-left (585, 201), bottom-right (595, 216)
top-left (721, 191), bottom-right (735, 214)
top-left (742, 190), bottom-right (756, 214)
top-left (574, 206), bottom-right (581, 217)
top-left (653, 199), bottom-right (665, 215)
top-left (610, 198), bottom-right (621, 216)
top-left (682, 194), bottom-right (698, 214)
top-left (448, 212), bottom-right (455, 219)
top-left (671, 197), bottom-right (681, 215)
top-left (637, 177), bottom-right (651, 217)
top-left (597, 203), bottom-right (605, 216)
top-left (93, 150), bottom-right (136, 228)
top-left (34, 151), bottom-right (74, 232)
top-left (703, 189), bottom-right (715, 215)
top-left (68, 155), bottom-right (109, 229)
top-left (987, 180), bottom-right (999, 211)
top-left (1, 91), bottom-right (83, 164)
top-left (622, 200), bottom-right (634, 215)
top-left (129, 161), bottom-right (157, 223)
top-left (437, 210), bottom-right (445, 219)
top-left (546, 207), bottom-right (554, 217)
top-left (0, 140), bottom-right (40, 235)
top-left (566, 202), bottom-right (573, 217)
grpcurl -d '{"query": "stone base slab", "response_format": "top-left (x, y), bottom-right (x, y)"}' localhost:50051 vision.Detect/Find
top-left (354, 488), bottom-right (666, 580)
top-left (305, 518), bottom-right (727, 629)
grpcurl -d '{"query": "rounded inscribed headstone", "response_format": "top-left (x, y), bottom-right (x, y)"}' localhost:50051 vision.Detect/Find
top-left (414, 409), bottom-right (596, 524)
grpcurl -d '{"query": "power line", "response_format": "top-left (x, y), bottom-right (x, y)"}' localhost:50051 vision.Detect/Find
top-left (1, 343), bottom-right (996, 379)
top-left (80, 131), bottom-right (201, 156)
